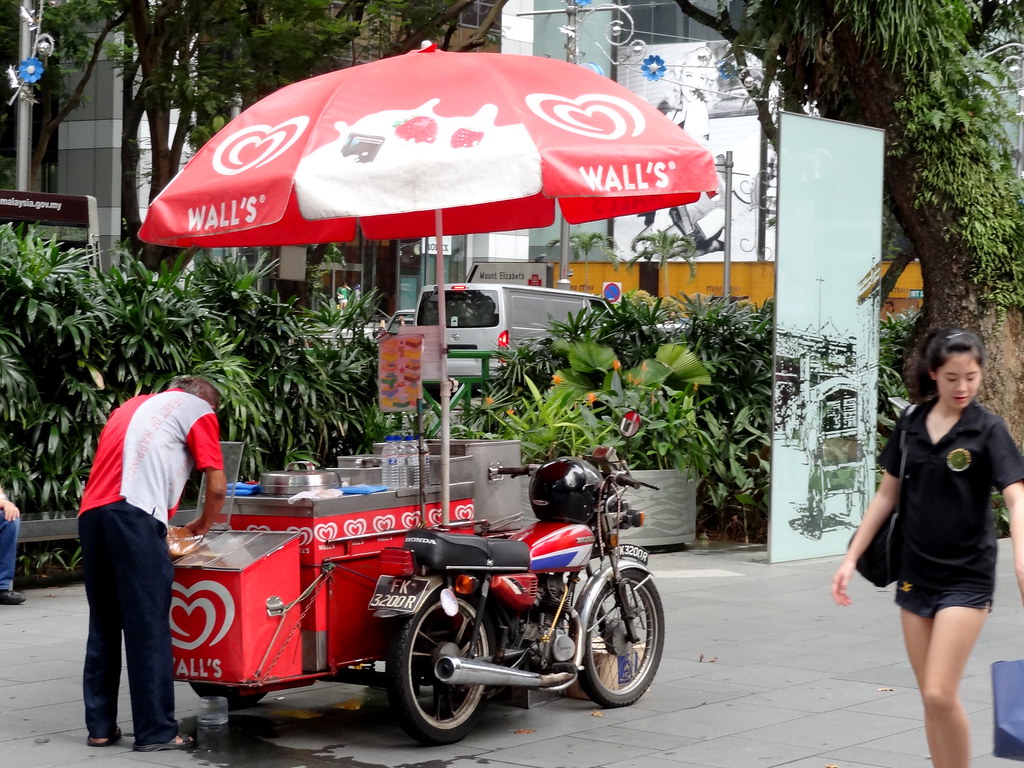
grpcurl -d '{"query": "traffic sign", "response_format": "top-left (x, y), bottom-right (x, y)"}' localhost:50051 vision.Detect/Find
top-left (602, 281), bottom-right (623, 303)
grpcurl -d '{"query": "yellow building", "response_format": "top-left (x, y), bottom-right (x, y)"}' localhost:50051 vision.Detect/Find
top-left (566, 260), bottom-right (922, 315)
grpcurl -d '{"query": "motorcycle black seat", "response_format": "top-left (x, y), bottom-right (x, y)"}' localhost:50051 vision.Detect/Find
top-left (403, 531), bottom-right (530, 572)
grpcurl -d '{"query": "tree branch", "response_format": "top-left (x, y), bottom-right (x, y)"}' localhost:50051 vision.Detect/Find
top-left (672, 0), bottom-right (737, 41)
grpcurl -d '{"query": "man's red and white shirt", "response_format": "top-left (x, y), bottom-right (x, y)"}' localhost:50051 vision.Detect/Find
top-left (79, 389), bottom-right (224, 526)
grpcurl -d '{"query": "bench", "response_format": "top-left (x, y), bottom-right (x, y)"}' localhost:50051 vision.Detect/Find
top-left (19, 512), bottom-right (79, 543)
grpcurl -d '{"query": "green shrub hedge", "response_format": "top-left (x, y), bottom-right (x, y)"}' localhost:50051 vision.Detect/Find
top-left (0, 229), bottom-right (381, 514)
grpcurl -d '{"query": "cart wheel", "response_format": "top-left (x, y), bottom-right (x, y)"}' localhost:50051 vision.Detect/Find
top-left (189, 682), bottom-right (267, 711)
top-left (385, 588), bottom-right (494, 745)
top-left (578, 566), bottom-right (665, 708)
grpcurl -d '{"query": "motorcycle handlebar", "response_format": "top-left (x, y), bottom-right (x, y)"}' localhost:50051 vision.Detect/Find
top-left (493, 464), bottom-right (659, 491)
top-left (493, 465), bottom-right (539, 478)
top-left (610, 471), bottom-right (660, 491)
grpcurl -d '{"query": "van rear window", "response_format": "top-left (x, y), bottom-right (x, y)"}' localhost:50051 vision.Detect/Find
top-left (417, 289), bottom-right (500, 328)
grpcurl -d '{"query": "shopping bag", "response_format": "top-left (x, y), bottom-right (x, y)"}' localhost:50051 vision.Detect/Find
top-left (853, 511), bottom-right (901, 588)
top-left (993, 659), bottom-right (1024, 759)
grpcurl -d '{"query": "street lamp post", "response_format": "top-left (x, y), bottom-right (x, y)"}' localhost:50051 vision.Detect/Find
top-left (8, 0), bottom-right (57, 191)
top-left (16, 0), bottom-right (32, 190)
top-left (518, 0), bottom-right (636, 288)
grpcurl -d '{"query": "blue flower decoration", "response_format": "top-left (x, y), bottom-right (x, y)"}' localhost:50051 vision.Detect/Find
top-left (641, 55), bottom-right (666, 82)
top-left (18, 57), bottom-right (43, 84)
top-left (717, 59), bottom-right (738, 81)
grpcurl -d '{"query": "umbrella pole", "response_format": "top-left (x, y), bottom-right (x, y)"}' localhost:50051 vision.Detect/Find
top-left (435, 209), bottom-right (451, 526)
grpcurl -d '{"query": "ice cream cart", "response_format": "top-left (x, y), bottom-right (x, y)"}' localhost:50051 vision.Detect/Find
top-left (171, 479), bottom-right (476, 705)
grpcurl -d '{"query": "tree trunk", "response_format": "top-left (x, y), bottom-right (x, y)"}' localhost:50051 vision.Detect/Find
top-left (823, 7), bottom-right (1024, 438)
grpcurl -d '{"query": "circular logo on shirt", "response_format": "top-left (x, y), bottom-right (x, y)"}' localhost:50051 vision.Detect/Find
top-left (946, 448), bottom-right (972, 472)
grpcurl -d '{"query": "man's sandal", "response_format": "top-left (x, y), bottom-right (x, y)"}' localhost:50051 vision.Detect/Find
top-left (132, 734), bottom-right (195, 752)
top-left (86, 726), bottom-right (122, 747)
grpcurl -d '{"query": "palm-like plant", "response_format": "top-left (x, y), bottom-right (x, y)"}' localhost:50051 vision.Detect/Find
top-left (547, 339), bottom-right (711, 472)
top-left (628, 229), bottom-right (696, 300)
top-left (546, 230), bottom-right (616, 291)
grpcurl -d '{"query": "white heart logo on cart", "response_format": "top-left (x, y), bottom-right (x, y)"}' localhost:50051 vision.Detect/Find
top-left (455, 503), bottom-right (475, 521)
top-left (525, 93), bottom-right (645, 140)
top-left (342, 519), bottom-right (367, 537)
top-left (314, 522), bottom-right (339, 543)
top-left (246, 524), bottom-right (271, 533)
top-left (212, 117), bottom-right (310, 176)
top-left (374, 514), bottom-right (396, 533)
top-left (427, 507), bottom-right (442, 526)
top-left (287, 525), bottom-right (313, 546)
top-left (401, 511), bottom-right (421, 529)
top-left (170, 580), bottom-right (236, 651)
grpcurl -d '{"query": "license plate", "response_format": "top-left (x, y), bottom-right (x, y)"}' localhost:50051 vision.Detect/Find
top-left (368, 576), bottom-right (430, 615)
top-left (617, 544), bottom-right (650, 566)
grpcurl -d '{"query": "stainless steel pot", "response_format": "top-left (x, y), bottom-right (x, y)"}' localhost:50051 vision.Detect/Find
top-left (260, 461), bottom-right (340, 495)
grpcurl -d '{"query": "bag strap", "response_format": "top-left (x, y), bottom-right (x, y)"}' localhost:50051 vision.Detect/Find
top-left (893, 403), bottom-right (916, 517)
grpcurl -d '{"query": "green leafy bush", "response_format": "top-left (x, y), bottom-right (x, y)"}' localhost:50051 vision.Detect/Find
top-left (0, 229), bottom-right (382, 514)
top-left (472, 338), bottom-right (709, 471)
top-left (678, 295), bottom-right (774, 542)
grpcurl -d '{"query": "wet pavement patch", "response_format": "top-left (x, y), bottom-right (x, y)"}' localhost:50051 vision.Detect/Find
top-left (183, 695), bottom-right (497, 768)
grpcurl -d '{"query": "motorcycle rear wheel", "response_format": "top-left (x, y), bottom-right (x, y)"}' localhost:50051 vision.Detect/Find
top-left (385, 588), bottom-right (494, 745)
top-left (578, 567), bottom-right (664, 707)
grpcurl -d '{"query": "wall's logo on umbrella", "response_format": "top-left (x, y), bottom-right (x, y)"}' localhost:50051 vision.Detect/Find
top-left (212, 116), bottom-right (310, 176)
top-left (525, 93), bottom-right (646, 140)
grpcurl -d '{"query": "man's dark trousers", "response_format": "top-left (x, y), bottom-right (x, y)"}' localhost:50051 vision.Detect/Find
top-left (79, 501), bottom-right (177, 746)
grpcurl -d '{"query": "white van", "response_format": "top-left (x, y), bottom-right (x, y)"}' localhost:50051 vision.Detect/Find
top-left (414, 283), bottom-right (608, 378)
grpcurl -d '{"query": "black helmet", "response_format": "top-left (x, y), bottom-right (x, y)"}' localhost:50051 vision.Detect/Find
top-left (529, 457), bottom-right (602, 523)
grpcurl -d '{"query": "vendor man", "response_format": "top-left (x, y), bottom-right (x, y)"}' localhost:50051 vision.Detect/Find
top-left (78, 376), bottom-right (226, 751)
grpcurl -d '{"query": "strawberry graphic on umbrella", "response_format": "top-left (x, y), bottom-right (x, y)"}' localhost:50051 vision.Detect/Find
top-left (451, 127), bottom-right (484, 148)
top-left (394, 115), bottom-right (438, 143)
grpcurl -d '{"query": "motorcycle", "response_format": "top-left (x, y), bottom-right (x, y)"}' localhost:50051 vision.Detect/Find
top-left (367, 442), bottom-right (665, 745)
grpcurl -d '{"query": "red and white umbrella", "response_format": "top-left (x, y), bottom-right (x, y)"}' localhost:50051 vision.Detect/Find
top-left (140, 44), bottom-right (718, 515)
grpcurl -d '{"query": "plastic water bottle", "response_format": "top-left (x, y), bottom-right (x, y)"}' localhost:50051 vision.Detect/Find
top-left (404, 435), bottom-right (420, 489)
top-left (382, 436), bottom-right (401, 489)
top-left (420, 437), bottom-right (431, 487)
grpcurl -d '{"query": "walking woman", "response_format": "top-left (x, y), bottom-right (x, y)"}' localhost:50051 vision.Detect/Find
top-left (832, 328), bottom-right (1024, 768)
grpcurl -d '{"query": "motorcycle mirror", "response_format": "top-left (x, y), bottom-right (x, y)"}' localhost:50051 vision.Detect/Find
top-left (619, 410), bottom-right (642, 438)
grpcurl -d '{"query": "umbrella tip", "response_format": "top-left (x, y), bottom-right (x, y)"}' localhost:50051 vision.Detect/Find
top-left (418, 41), bottom-right (437, 53)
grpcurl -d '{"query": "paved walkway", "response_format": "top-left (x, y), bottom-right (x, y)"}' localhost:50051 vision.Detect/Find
top-left (3, 540), bottom-right (1022, 768)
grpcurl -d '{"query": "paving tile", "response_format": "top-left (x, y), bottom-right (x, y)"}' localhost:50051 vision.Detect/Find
top-left (738, 675), bottom-right (912, 714)
top-left (743, 708), bottom-right (920, 750)
top-left (469, 733), bottom-right (660, 768)
top-left (652, 733), bottom-right (820, 767)
top-left (614, 699), bottom-right (806, 741)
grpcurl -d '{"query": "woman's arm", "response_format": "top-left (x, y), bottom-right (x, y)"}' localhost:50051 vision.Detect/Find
top-left (830, 470), bottom-right (900, 606)
top-left (1003, 480), bottom-right (1024, 605)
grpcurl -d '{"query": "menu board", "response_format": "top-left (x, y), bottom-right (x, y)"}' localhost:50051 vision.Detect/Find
top-left (378, 334), bottom-right (423, 411)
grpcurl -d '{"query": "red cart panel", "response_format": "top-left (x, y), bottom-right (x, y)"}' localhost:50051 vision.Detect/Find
top-left (171, 531), bottom-right (302, 686)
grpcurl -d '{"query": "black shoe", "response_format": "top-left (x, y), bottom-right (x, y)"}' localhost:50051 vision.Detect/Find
top-left (0, 589), bottom-right (25, 605)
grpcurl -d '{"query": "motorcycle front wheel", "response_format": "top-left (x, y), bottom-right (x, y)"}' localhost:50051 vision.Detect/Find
top-left (578, 567), bottom-right (665, 707)
top-left (385, 588), bottom-right (494, 745)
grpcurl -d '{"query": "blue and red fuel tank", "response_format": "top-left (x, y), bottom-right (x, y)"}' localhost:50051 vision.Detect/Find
top-left (511, 521), bottom-right (594, 573)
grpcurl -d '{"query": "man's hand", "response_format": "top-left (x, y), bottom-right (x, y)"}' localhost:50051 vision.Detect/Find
top-left (1, 498), bottom-right (20, 522)
top-left (185, 468), bottom-right (227, 536)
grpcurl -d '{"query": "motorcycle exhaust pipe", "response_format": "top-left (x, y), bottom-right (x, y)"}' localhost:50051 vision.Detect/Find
top-left (434, 656), bottom-right (574, 689)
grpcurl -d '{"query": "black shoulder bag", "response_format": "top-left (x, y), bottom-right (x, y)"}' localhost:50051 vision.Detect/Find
top-left (854, 419), bottom-right (910, 588)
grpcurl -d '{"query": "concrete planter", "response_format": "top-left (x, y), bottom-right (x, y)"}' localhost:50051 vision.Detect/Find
top-left (619, 468), bottom-right (697, 551)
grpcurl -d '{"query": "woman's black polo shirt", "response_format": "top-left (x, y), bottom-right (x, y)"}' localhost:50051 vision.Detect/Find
top-left (880, 399), bottom-right (1024, 593)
